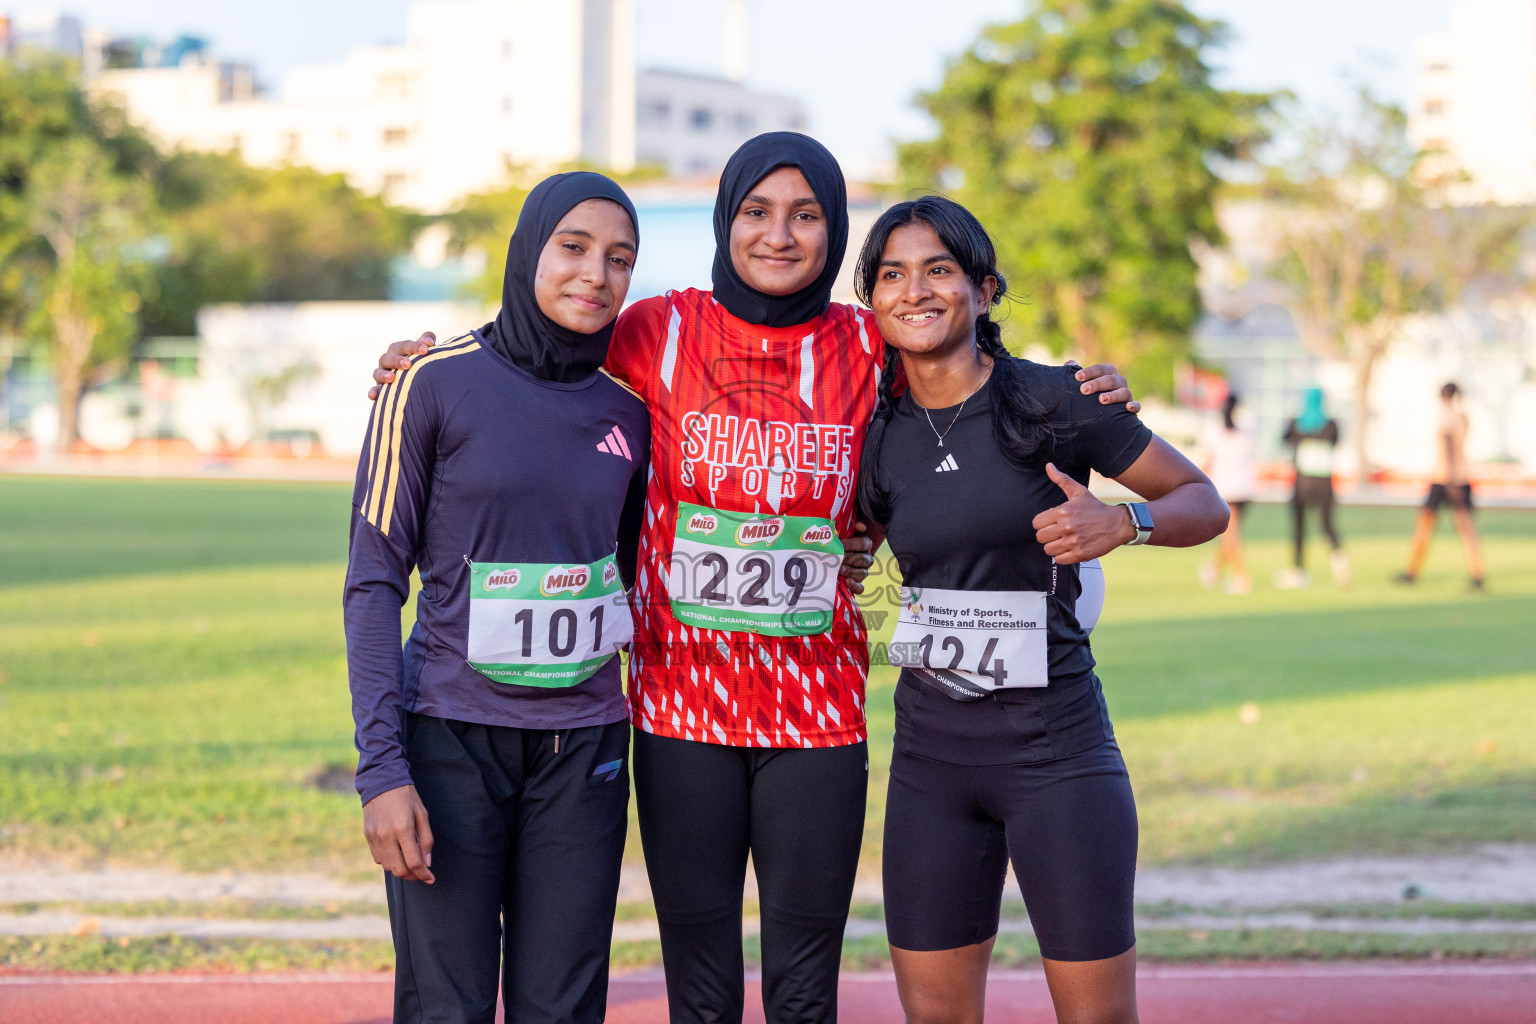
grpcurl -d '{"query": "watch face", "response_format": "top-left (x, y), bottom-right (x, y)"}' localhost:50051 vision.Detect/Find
top-left (1130, 503), bottom-right (1154, 530)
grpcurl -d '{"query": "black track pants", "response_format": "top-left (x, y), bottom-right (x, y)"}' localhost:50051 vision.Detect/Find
top-left (385, 712), bottom-right (631, 1024)
top-left (1292, 475), bottom-right (1342, 567)
top-left (632, 730), bottom-right (868, 1024)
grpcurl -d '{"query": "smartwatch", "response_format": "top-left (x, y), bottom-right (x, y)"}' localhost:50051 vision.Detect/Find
top-left (1122, 502), bottom-right (1154, 546)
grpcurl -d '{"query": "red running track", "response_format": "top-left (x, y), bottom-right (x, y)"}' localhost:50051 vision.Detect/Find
top-left (2, 963), bottom-right (1533, 1023)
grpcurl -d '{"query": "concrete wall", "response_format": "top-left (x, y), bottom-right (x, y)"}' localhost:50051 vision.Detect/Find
top-left (189, 301), bottom-right (492, 455)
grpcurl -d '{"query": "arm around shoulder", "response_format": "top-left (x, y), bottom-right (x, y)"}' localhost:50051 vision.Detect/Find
top-left (605, 295), bottom-right (671, 395)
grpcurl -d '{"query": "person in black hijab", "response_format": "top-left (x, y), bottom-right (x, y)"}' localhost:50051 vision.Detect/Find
top-left (346, 169), bottom-right (648, 1024)
top-left (481, 170), bottom-right (639, 382)
top-left (709, 131), bottom-right (849, 328)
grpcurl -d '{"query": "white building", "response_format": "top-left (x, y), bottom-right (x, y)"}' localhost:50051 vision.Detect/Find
top-left (1412, 0), bottom-right (1536, 204)
top-left (635, 69), bottom-right (806, 177)
top-left (88, 0), bottom-right (636, 213)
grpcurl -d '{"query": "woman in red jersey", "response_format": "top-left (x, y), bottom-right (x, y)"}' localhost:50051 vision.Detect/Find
top-left (603, 136), bottom-right (877, 1024)
top-left (368, 133), bottom-right (1136, 1024)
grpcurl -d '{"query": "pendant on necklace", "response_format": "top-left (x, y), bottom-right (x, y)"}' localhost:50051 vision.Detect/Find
top-left (937, 439), bottom-right (944, 447)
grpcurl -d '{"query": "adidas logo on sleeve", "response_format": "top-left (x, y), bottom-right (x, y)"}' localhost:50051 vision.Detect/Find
top-left (596, 425), bottom-right (633, 460)
top-left (934, 454), bottom-right (959, 473)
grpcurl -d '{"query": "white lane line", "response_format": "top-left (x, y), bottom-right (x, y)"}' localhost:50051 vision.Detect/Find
top-left (0, 975), bottom-right (394, 986)
top-left (0, 913), bottom-right (390, 941)
top-left (3, 963), bottom-right (1532, 987)
top-left (840, 963), bottom-right (1536, 982)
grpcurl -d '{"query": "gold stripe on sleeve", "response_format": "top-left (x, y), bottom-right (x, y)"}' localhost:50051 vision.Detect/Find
top-left (364, 334), bottom-right (477, 526)
top-left (360, 389), bottom-right (390, 520)
top-left (599, 367), bottom-right (643, 402)
top-left (377, 341), bottom-right (482, 536)
top-left (364, 379), bottom-right (405, 524)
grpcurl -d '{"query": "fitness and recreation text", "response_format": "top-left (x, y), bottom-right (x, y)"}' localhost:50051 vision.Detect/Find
top-left (889, 585), bottom-right (1050, 693)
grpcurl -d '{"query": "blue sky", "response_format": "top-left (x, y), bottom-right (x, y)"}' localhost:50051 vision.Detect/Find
top-left (51, 0), bottom-right (1451, 174)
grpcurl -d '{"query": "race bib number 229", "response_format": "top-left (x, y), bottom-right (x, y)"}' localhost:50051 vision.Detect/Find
top-left (668, 503), bottom-right (843, 637)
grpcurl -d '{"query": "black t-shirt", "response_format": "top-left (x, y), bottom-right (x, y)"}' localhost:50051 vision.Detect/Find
top-left (863, 359), bottom-right (1152, 765)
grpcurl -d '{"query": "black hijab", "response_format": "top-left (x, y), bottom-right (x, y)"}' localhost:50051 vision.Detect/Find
top-left (482, 171), bottom-right (639, 383)
top-left (710, 132), bottom-right (849, 329)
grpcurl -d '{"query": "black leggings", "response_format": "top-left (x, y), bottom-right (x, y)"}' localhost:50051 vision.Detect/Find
top-left (632, 730), bottom-right (868, 1024)
top-left (1292, 475), bottom-right (1341, 568)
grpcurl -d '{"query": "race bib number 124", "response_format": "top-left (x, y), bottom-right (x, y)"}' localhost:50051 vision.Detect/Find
top-left (889, 586), bottom-right (1050, 695)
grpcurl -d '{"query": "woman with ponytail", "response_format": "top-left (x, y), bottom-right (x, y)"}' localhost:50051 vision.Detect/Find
top-left (856, 196), bottom-right (1228, 1024)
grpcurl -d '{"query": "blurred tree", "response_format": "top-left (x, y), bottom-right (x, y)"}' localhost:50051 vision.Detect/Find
top-left (0, 60), bottom-right (419, 446)
top-left (0, 59), bottom-right (154, 326)
top-left (898, 0), bottom-right (1270, 389)
top-left (143, 153), bottom-right (419, 335)
top-left (0, 59), bottom-right (158, 449)
top-left (27, 138), bottom-right (154, 451)
top-left (441, 161), bottom-right (663, 307)
top-left (440, 175), bottom-right (532, 307)
top-left (1267, 87), bottom-right (1531, 474)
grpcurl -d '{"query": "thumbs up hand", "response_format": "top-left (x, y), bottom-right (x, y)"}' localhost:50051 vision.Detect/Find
top-left (1031, 463), bottom-right (1137, 563)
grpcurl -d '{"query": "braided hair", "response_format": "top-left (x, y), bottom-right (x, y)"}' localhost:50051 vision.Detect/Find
top-left (856, 196), bottom-right (1059, 525)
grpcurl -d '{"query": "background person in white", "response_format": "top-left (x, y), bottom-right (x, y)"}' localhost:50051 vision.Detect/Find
top-left (1396, 382), bottom-right (1485, 591)
top-left (1199, 391), bottom-right (1257, 594)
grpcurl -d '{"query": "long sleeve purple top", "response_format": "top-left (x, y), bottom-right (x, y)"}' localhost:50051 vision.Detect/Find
top-left (343, 331), bottom-right (648, 805)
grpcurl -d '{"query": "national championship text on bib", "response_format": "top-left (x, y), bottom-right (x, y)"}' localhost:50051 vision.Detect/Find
top-left (465, 555), bottom-right (633, 687)
top-left (668, 502), bottom-right (844, 637)
top-left (889, 586), bottom-right (1050, 697)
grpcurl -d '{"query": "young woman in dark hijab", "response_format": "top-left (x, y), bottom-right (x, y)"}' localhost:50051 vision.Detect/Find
top-left (477, 171), bottom-right (629, 381)
top-left (366, 136), bottom-right (1138, 1023)
top-left (345, 171), bottom-right (650, 1024)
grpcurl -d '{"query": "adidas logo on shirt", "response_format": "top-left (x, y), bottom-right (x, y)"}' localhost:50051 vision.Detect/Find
top-left (934, 454), bottom-right (959, 473)
top-left (596, 425), bottom-right (633, 461)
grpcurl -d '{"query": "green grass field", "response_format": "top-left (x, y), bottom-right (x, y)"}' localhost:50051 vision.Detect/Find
top-left (2, 475), bottom-right (1533, 878)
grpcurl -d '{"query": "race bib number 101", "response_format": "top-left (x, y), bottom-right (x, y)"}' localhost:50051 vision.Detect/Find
top-left (669, 502), bottom-right (843, 637)
top-left (465, 555), bottom-right (632, 687)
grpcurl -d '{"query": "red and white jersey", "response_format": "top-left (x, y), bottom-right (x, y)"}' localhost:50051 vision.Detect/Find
top-left (606, 288), bottom-right (883, 747)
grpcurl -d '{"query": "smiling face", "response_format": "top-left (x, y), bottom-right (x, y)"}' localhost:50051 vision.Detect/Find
top-left (728, 166), bottom-right (829, 296)
top-left (533, 198), bottom-right (637, 334)
top-left (870, 221), bottom-right (996, 358)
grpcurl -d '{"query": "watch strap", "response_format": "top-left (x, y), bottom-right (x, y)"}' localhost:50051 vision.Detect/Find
top-left (1122, 502), bottom-right (1153, 546)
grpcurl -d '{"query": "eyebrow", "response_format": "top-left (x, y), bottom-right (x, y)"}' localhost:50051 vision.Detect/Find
top-left (553, 228), bottom-right (636, 253)
top-left (879, 253), bottom-right (958, 268)
top-left (742, 193), bottom-right (822, 210)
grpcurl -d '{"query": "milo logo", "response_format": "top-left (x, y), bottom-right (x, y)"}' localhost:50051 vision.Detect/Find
top-left (484, 568), bottom-right (521, 591)
top-left (799, 524), bottom-right (834, 546)
top-left (686, 512), bottom-right (718, 535)
top-left (735, 517), bottom-right (784, 546)
top-left (602, 561), bottom-right (618, 587)
top-left (540, 565), bottom-right (591, 597)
